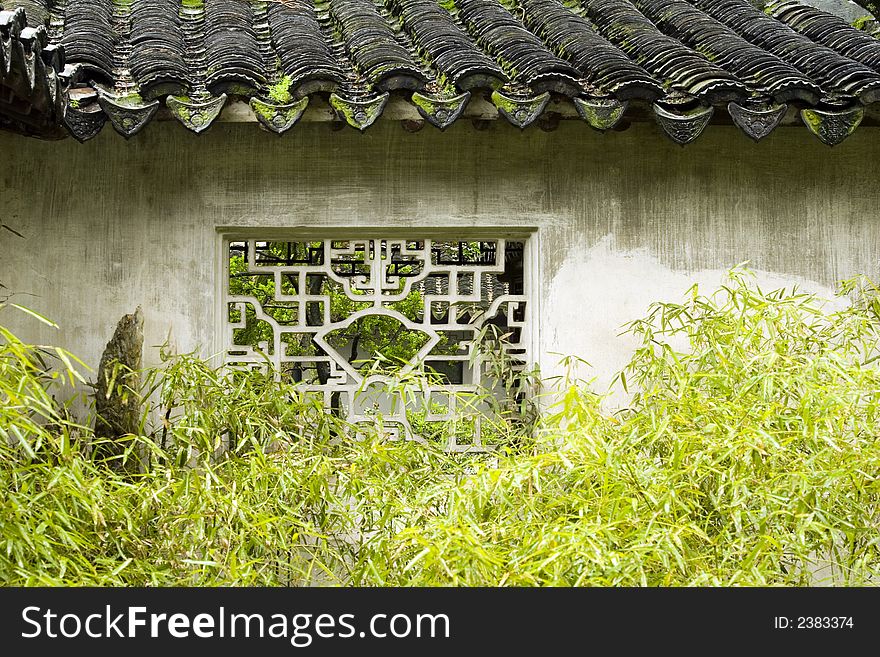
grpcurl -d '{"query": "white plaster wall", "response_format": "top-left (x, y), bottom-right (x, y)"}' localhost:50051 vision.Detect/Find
top-left (1, 119), bottom-right (879, 404)
top-left (543, 235), bottom-right (847, 406)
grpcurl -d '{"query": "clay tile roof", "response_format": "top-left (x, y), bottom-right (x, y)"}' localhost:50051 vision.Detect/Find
top-left (1, 0), bottom-right (879, 144)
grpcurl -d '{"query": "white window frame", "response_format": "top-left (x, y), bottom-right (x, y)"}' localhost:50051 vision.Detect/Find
top-left (213, 228), bottom-right (540, 451)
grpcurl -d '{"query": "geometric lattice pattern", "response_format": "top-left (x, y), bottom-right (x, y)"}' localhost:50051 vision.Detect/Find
top-left (224, 238), bottom-right (527, 451)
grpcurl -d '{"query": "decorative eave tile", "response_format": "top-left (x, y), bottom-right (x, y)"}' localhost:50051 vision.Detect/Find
top-left (653, 102), bottom-right (714, 145)
top-left (491, 90), bottom-right (550, 128)
top-left (574, 97), bottom-right (628, 131)
top-left (96, 89), bottom-right (159, 138)
top-left (800, 106), bottom-right (864, 146)
top-left (728, 100), bottom-right (788, 142)
top-left (166, 94), bottom-right (228, 133)
top-left (249, 96), bottom-right (309, 135)
top-left (410, 91), bottom-right (470, 130)
top-left (329, 92), bottom-right (389, 131)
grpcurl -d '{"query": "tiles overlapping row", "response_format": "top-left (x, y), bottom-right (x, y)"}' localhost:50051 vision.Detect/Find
top-left (268, 0), bottom-right (346, 93)
top-left (768, 0), bottom-right (880, 69)
top-left (1, 0), bottom-right (880, 144)
top-left (455, 0), bottom-right (581, 94)
top-left (393, 0), bottom-right (504, 89)
top-left (331, 0), bottom-right (427, 89)
top-left (130, 0), bottom-right (191, 95)
top-left (204, 0), bottom-right (266, 91)
top-left (60, 0), bottom-right (116, 81)
top-left (520, 0), bottom-right (662, 100)
top-left (581, 0), bottom-right (748, 102)
top-left (634, 0), bottom-right (823, 103)
top-left (691, 0), bottom-right (880, 103)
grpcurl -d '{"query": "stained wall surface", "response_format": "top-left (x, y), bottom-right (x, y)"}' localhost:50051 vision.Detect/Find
top-left (2, 119), bottom-right (879, 401)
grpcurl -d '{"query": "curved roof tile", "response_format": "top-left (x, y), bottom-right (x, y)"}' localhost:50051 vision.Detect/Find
top-left (1, 0), bottom-right (879, 142)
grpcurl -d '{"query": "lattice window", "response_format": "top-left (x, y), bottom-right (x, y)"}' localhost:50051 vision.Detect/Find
top-left (223, 237), bottom-right (529, 451)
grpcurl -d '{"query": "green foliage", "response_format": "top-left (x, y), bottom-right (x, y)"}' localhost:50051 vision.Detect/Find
top-left (385, 271), bottom-right (880, 586)
top-left (852, 15), bottom-right (874, 30)
top-left (851, 1), bottom-right (880, 21)
top-left (1, 270), bottom-right (879, 586)
top-left (267, 76), bottom-right (294, 105)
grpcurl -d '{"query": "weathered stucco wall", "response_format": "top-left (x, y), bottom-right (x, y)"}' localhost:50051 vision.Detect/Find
top-left (1, 119), bottom-right (879, 403)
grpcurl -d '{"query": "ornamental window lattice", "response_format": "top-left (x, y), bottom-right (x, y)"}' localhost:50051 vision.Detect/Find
top-left (223, 237), bottom-right (529, 451)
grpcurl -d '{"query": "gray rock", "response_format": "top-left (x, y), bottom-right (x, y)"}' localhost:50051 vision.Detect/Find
top-left (93, 307), bottom-right (144, 466)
